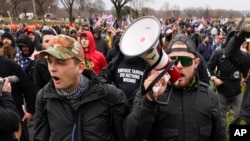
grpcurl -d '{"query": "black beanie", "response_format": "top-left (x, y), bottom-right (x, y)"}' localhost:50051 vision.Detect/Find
top-left (1, 32), bottom-right (16, 48)
top-left (1, 32), bottom-right (13, 40)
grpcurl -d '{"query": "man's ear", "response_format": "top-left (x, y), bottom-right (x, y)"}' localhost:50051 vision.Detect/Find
top-left (78, 61), bottom-right (85, 74)
top-left (194, 57), bottom-right (200, 68)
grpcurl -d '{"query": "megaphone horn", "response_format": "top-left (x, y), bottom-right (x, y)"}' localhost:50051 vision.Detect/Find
top-left (120, 16), bottom-right (181, 105)
top-left (120, 16), bottom-right (180, 85)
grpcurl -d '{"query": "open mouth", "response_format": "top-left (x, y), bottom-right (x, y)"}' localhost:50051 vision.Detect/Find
top-left (179, 73), bottom-right (185, 78)
top-left (52, 76), bottom-right (60, 82)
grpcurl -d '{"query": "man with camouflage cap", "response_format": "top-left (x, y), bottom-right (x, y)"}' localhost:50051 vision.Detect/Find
top-left (33, 34), bottom-right (128, 141)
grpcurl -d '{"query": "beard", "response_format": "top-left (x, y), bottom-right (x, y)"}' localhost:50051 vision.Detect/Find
top-left (2, 42), bottom-right (12, 48)
top-left (173, 71), bottom-right (195, 89)
top-left (2, 43), bottom-right (15, 58)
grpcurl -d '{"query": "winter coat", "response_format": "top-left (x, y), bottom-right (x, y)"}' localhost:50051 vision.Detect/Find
top-left (33, 58), bottom-right (51, 95)
top-left (0, 92), bottom-right (21, 141)
top-left (0, 56), bottom-right (35, 117)
top-left (34, 70), bottom-right (128, 141)
top-left (225, 36), bottom-right (250, 122)
top-left (124, 79), bottom-right (225, 141)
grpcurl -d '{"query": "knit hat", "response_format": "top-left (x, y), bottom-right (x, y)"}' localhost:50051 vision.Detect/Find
top-left (1, 32), bottom-right (16, 48)
top-left (1, 32), bottom-right (13, 40)
top-left (166, 33), bottom-right (197, 56)
top-left (39, 34), bottom-right (84, 61)
top-left (93, 28), bottom-right (101, 34)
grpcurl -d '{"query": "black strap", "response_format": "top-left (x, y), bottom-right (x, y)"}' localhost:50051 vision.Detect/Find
top-left (141, 60), bottom-right (176, 95)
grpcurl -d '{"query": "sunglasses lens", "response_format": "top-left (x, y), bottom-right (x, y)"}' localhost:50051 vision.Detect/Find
top-left (170, 56), bottom-right (193, 67)
top-left (181, 57), bottom-right (193, 66)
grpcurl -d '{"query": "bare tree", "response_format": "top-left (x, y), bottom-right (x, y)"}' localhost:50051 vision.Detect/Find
top-left (4, 0), bottom-right (30, 21)
top-left (110, 0), bottom-right (130, 20)
top-left (81, 0), bottom-right (105, 17)
top-left (75, 0), bottom-right (86, 13)
top-left (160, 1), bottom-right (171, 17)
top-left (130, 0), bottom-right (152, 18)
top-left (34, 0), bottom-right (53, 22)
top-left (60, 0), bottom-right (76, 23)
top-left (95, 0), bottom-right (105, 15)
top-left (160, 1), bottom-right (170, 11)
top-left (19, 1), bottom-right (33, 17)
top-left (171, 5), bottom-right (181, 18)
top-left (183, 7), bottom-right (197, 18)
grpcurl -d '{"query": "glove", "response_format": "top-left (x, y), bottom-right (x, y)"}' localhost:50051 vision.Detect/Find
top-left (237, 26), bottom-right (250, 39)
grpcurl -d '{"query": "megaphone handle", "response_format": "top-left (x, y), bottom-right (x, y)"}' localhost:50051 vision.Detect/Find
top-left (150, 85), bottom-right (173, 106)
top-left (144, 60), bottom-right (176, 106)
top-left (152, 73), bottom-right (170, 93)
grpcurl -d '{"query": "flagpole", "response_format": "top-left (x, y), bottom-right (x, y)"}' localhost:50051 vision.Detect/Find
top-left (130, 0), bottom-right (132, 21)
top-left (7, 11), bottom-right (13, 24)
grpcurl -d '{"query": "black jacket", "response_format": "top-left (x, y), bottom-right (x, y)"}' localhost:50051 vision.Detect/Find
top-left (0, 92), bottom-right (21, 141)
top-left (0, 56), bottom-right (35, 117)
top-left (225, 36), bottom-right (250, 121)
top-left (33, 58), bottom-right (51, 94)
top-left (94, 32), bottom-right (109, 57)
top-left (196, 52), bottom-right (210, 84)
top-left (34, 70), bottom-right (128, 141)
top-left (106, 34), bottom-right (121, 63)
top-left (124, 80), bottom-right (225, 141)
top-left (208, 47), bottom-right (241, 97)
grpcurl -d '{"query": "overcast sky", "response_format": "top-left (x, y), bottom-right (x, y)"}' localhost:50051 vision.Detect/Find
top-left (105, 0), bottom-right (249, 11)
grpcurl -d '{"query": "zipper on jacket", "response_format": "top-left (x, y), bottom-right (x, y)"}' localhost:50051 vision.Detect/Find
top-left (71, 123), bottom-right (76, 141)
top-left (181, 91), bottom-right (186, 141)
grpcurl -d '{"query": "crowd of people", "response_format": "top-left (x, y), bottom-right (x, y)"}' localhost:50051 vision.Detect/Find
top-left (0, 15), bottom-right (250, 141)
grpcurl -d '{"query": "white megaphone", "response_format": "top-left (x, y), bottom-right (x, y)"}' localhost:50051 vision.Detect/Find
top-left (120, 16), bottom-right (180, 92)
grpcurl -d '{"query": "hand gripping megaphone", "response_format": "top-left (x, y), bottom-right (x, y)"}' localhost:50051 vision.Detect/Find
top-left (120, 16), bottom-right (180, 105)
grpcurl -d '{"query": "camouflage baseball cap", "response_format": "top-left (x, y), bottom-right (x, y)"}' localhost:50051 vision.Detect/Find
top-left (39, 34), bottom-right (84, 61)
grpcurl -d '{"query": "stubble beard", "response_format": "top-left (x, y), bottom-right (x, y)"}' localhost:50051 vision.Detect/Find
top-left (174, 72), bottom-right (195, 89)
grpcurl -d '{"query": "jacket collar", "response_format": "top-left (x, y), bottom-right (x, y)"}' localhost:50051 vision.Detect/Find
top-left (43, 70), bottom-right (106, 103)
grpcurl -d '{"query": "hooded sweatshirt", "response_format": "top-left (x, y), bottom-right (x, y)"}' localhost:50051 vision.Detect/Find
top-left (29, 31), bottom-right (43, 51)
top-left (15, 33), bottom-right (37, 81)
top-left (81, 31), bottom-right (107, 75)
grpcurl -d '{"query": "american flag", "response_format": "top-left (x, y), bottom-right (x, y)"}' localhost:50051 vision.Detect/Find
top-left (109, 18), bottom-right (118, 35)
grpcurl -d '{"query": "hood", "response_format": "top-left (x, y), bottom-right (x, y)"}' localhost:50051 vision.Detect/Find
top-left (1, 32), bottom-right (16, 48)
top-left (17, 33), bottom-right (34, 56)
top-left (93, 28), bottom-right (101, 39)
top-left (81, 31), bottom-right (96, 53)
top-left (32, 31), bottom-right (42, 51)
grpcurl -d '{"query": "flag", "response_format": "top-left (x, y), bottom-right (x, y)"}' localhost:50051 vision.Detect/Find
top-left (112, 18), bottom-right (119, 29)
top-left (109, 26), bottom-right (116, 35)
top-left (102, 14), bottom-right (114, 26)
top-left (109, 18), bottom-right (118, 35)
top-left (94, 17), bottom-right (102, 29)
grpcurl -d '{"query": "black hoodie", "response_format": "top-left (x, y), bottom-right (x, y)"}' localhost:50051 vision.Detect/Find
top-left (17, 33), bottom-right (34, 56)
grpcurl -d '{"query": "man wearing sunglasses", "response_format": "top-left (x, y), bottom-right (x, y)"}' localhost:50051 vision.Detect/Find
top-left (124, 33), bottom-right (225, 141)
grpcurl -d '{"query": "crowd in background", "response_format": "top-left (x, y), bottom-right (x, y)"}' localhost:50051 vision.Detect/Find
top-left (0, 15), bottom-right (250, 141)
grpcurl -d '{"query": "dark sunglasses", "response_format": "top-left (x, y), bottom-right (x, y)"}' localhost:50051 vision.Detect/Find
top-left (170, 56), bottom-right (194, 67)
